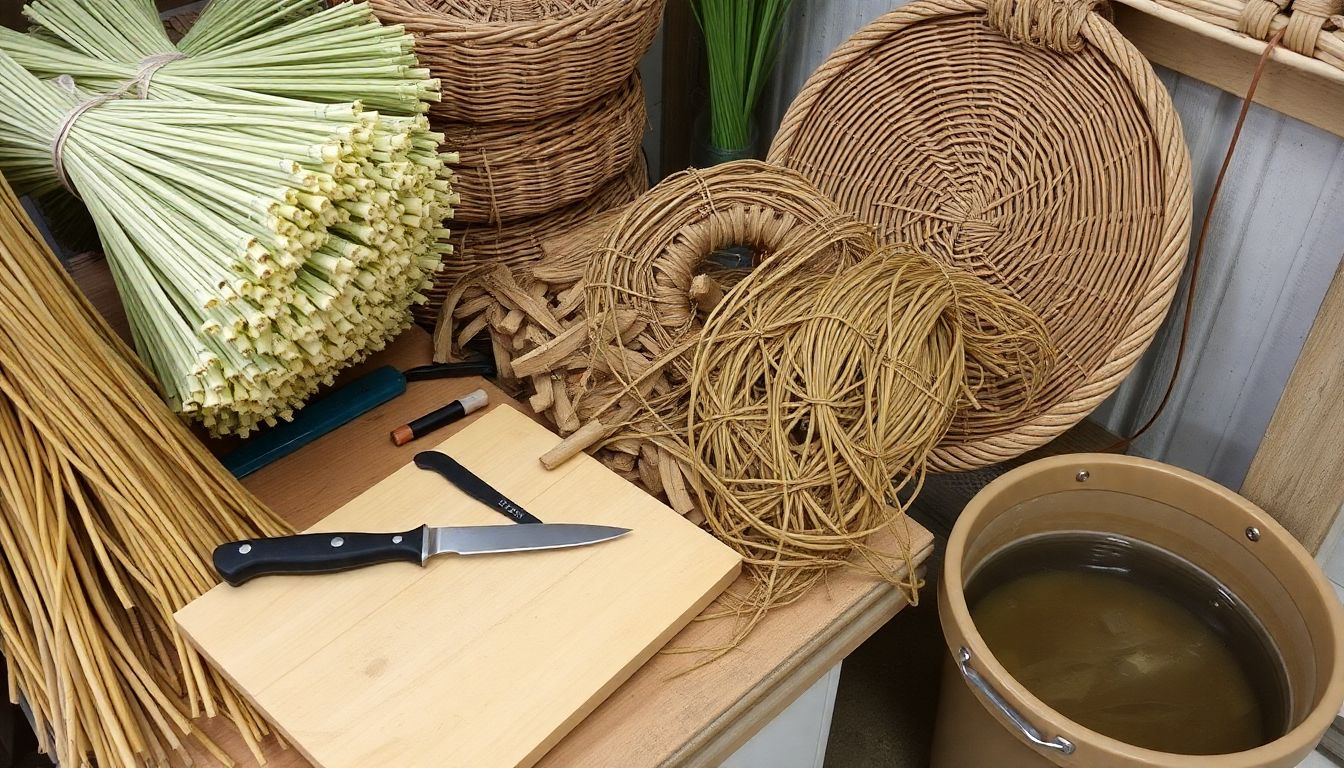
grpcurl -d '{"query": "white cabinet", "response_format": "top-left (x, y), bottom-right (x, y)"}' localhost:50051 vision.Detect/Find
top-left (722, 664), bottom-right (844, 768)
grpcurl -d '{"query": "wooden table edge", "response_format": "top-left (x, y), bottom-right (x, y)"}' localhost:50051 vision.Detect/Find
top-left (669, 548), bottom-right (936, 767)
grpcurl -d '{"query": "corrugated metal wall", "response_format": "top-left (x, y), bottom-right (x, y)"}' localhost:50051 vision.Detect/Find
top-left (762, 0), bottom-right (1344, 490)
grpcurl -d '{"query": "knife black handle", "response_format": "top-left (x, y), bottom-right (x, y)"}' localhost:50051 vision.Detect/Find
top-left (413, 451), bottom-right (543, 524)
top-left (403, 360), bottom-right (497, 381)
top-left (214, 526), bottom-right (426, 586)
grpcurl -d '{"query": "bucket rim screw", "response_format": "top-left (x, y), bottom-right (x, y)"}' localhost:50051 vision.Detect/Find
top-left (1075, 469), bottom-right (1090, 482)
top-left (1246, 526), bottom-right (1262, 542)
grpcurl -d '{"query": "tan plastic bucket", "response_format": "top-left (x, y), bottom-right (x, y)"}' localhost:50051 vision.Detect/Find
top-left (933, 454), bottom-right (1344, 768)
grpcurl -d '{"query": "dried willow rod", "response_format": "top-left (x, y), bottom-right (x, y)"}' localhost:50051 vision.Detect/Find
top-left (671, 245), bottom-right (1052, 646)
top-left (0, 173), bottom-right (289, 766)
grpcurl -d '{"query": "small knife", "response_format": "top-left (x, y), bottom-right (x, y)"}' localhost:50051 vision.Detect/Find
top-left (414, 451), bottom-right (543, 525)
top-left (213, 523), bottom-right (629, 586)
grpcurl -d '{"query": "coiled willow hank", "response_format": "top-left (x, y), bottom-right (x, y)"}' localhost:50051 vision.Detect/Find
top-left (438, 161), bottom-right (1054, 649)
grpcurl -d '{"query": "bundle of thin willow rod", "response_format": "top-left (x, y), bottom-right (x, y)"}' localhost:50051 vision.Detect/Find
top-left (0, 0), bottom-right (456, 437)
top-left (0, 173), bottom-right (290, 767)
top-left (677, 245), bottom-right (1052, 639)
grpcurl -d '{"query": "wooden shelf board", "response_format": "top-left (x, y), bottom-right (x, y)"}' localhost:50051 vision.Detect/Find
top-left (1113, 0), bottom-right (1344, 139)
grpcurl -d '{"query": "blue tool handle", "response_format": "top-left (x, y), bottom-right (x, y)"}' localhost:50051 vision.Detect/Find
top-left (222, 366), bottom-right (408, 478)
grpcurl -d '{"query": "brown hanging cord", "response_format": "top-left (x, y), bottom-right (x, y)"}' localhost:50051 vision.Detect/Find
top-left (1110, 28), bottom-right (1285, 452)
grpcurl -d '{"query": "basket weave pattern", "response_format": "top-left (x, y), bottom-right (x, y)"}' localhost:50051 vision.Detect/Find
top-left (769, 0), bottom-right (1193, 471)
top-left (369, 0), bottom-right (666, 122)
top-left (417, 155), bottom-right (649, 326)
top-left (439, 74), bottom-right (647, 224)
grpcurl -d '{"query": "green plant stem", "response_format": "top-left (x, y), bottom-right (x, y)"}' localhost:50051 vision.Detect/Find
top-left (691, 0), bottom-right (794, 153)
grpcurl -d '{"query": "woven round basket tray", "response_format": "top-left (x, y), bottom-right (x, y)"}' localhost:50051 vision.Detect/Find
top-left (436, 73), bottom-right (646, 225)
top-left (416, 154), bottom-right (649, 326)
top-left (369, 0), bottom-right (666, 123)
top-left (767, 0), bottom-right (1192, 472)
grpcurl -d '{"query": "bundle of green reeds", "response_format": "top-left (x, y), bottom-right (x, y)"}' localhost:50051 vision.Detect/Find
top-left (691, 0), bottom-right (793, 154)
top-left (0, 0), bottom-right (457, 436)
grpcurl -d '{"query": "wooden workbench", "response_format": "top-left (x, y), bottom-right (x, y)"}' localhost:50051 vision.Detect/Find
top-left (67, 256), bottom-right (935, 767)
top-left (180, 330), bottom-right (934, 767)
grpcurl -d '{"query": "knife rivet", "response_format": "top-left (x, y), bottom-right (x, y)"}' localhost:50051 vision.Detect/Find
top-left (238, 543), bottom-right (252, 555)
top-left (392, 535), bottom-right (403, 544)
top-left (331, 537), bottom-right (344, 548)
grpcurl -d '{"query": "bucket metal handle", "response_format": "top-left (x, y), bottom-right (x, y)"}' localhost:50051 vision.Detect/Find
top-left (958, 647), bottom-right (1076, 756)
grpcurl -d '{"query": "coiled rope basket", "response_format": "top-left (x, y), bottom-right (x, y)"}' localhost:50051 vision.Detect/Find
top-left (768, 0), bottom-right (1193, 472)
top-left (368, 0), bottom-right (666, 122)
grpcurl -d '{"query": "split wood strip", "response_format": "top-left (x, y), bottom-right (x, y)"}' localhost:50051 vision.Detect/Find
top-left (0, 173), bottom-right (289, 767)
top-left (767, 0), bottom-right (1192, 471)
top-left (1242, 258), bottom-right (1344, 553)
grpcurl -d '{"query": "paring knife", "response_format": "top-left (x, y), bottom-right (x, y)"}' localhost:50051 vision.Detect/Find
top-left (414, 450), bottom-right (543, 524)
top-left (214, 523), bottom-right (629, 586)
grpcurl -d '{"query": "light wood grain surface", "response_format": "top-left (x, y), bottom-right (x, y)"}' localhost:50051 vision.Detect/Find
top-left (1112, 0), bottom-right (1344, 139)
top-left (178, 408), bottom-right (741, 768)
top-left (1243, 260), bottom-right (1344, 554)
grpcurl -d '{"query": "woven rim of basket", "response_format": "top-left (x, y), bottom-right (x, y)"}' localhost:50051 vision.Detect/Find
top-left (436, 73), bottom-right (647, 224)
top-left (422, 0), bottom-right (597, 22)
top-left (377, 0), bottom-right (662, 37)
top-left (768, 0), bottom-right (1193, 472)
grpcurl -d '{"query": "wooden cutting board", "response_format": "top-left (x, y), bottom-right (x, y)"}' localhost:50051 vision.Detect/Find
top-left (176, 406), bottom-right (741, 768)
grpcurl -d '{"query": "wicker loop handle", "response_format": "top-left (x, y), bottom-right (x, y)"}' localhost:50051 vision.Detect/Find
top-left (1284, 0), bottom-right (1344, 55)
top-left (583, 165), bottom-right (850, 335)
top-left (985, 0), bottom-right (1105, 51)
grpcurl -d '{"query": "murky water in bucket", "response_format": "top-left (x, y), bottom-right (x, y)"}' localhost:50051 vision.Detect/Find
top-left (968, 533), bottom-right (1291, 756)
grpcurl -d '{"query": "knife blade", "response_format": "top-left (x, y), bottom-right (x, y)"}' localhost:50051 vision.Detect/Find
top-left (413, 450), bottom-right (543, 524)
top-left (213, 523), bottom-right (629, 586)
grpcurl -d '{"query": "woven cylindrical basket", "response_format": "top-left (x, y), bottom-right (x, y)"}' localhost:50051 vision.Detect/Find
top-left (416, 154), bottom-right (649, 326)
top-left (368, 0), bottom-right (666, 123)
top-left (437, 73), bottom-right (647, 225)
top-left (768, 0), bottom-right (1193, 472)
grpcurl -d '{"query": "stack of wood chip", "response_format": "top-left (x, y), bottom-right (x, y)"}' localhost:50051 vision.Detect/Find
top-left (370, 0), bottom-right (665, 326)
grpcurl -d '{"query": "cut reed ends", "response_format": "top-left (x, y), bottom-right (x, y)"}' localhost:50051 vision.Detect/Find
top-left (0, 172), bottom-right (290, 767)
top-left (0, 0), bottom-right (456, 436)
